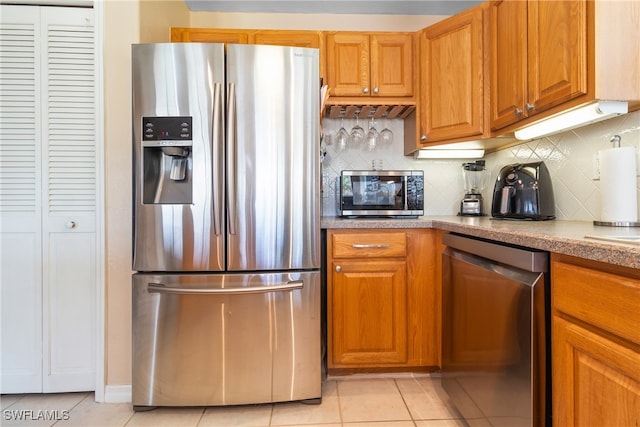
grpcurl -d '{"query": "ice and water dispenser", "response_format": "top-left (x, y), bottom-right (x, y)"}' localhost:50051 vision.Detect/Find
top-left (141, 116), bottom-right (193, 204)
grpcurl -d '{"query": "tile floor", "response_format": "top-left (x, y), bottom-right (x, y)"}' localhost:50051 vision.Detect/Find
top-left (1, 374), bottom-right (467, 427)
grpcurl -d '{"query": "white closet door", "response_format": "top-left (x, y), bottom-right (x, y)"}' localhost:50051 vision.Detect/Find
top-left (0, 5), bottom-right (43, 394)
top-left (41, 6), bottom-right (96, 393)
top-left (0, 5), bottom-right (96, 393)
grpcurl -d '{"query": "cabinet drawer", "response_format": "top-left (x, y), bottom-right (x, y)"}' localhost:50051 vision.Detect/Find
top-left (331, 232), bottom-right (407, 258)
top-left (552, 257), bottom-right (640, 345)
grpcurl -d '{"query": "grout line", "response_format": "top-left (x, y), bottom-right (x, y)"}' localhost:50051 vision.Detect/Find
top-left (51, 392), bottom-right (93, 426)
top-left (392, 378), bottom-right (418, 427)
top-left (333, 378), bottom-right (344, 427)
top-left (0, 393), bottom-right (26, 410)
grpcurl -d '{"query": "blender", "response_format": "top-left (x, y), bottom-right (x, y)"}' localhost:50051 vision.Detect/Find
top-left (459, 160), bottom-right (489, 216)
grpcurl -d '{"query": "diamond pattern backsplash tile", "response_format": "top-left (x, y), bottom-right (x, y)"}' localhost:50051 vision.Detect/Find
top-left (321, 110), bottom-right (640, 220)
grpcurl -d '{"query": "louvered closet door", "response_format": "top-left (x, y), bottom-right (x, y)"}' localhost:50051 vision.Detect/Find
top-left (0, 5), bottom-right (96, 393)
top-left (0, 5), bottom-right (43, 394)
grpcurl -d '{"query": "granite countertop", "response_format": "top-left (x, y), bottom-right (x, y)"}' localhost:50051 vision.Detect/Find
top-left (321, 215), bottom-right (640, 269)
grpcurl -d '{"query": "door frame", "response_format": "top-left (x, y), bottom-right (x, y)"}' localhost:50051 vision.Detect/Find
top-left (93, 0), bottom-right (106, 403)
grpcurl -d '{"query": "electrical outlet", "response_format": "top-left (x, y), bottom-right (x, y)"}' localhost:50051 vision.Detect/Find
top-left (592, 153), bottom-right (600, 180)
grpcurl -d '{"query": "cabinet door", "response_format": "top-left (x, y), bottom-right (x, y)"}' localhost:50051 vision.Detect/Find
top-left (253, 30), bottom-right (321, 48)
top-left (370, 33), bottom-right (413, 97)
top-left (552, 316), bottom-right (640, 427)
top-left (421, 5), bottom-right (485, 143)
top-left (330, 259), bottom-right (408, 366)
top-left (552, 254), bottom-right (640, 427)
top-left (527, 0), bottom-right (588, 115)
top-left (326, 32), bottom-right (370, 97)
top-left (170, 27), bottom-right (250, 43)
top-left (490, 0), bottom-right (528, 130)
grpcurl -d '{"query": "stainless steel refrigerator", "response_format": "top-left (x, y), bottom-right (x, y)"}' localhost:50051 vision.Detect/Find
top-left (131, 43), bottom-right (321, 410)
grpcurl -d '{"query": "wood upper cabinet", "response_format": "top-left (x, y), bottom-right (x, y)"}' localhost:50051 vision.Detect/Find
top-left (325, 32), bottom-right (414, 98)
top-left (551, 254), bottom-right (640, 427)
top-left (171, 28), bottom-right (323, 48)
top-left (526, 0), bottom-right (589, 117)
top-left (419, 3), bottom-right (489, 144)
top-left (489, 0), bottom-right (528, 131)
top-left (171, 28), bottom-right (326, 80)
top-left (327, 229), bottom-right (439, 371)
top-left (491, 0), bottom-right (640, 133)
top-left (490, 0), bottom-right (589, 131)
top-left (252, 30), bottom-right (322, 49)
top-left (171, 27), bottom-right (251, 44)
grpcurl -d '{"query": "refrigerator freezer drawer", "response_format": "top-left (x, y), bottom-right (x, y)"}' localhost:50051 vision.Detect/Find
top-left (132, 271), bottom-right (321, 408)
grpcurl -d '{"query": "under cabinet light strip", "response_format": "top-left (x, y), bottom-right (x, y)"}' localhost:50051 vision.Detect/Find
top-left (514, 101), bottom-right (628, 141)
top-left (414, 149), bottom-right (485, 159)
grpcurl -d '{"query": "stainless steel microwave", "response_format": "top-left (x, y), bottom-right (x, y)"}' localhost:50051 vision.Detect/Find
top-left (338, 170), bottom-right (424, 217)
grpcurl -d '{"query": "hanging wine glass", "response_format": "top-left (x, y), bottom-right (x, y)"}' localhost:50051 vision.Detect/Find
top-left (335, 114), bottom-right (349, 152)
top-left (349, 110), bottom-right (365, 148)
top-left (365, 117), bottom-right (379, 152)
top-left (378, 112), bottom-right (393, 147)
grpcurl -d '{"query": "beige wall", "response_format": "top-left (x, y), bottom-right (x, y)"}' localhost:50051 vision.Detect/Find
top-left (189, 11), bottom-right (445, 31)
top-left (140, 0), bottom-right (190, 42)
top-left (104, 0), bottom-right (138, 388)
top-left (103, 0), bottom-right (446, 387)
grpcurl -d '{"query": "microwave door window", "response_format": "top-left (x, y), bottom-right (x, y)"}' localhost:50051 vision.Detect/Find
top-left (350, 176), bottom-right (403, 210)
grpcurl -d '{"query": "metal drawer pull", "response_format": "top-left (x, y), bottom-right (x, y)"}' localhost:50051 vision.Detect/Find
top-left (352, 243), bottom-right (390, 249)
top-left (147, 280), bottom-right (303, 295)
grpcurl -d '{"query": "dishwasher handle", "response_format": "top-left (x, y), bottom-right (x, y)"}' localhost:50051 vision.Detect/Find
top-left (147, 280), bottom-right (303, 295)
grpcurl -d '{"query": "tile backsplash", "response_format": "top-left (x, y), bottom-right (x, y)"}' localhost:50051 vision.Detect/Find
top-left (321, 110), bottom-right (640, 220)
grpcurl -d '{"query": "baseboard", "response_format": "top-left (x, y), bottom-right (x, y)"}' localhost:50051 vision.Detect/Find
top-left (103, 384), bottom-right (131, 403)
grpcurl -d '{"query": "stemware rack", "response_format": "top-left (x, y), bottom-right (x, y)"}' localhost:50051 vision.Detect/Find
top-left (323, 104), bottom-right (415, 120)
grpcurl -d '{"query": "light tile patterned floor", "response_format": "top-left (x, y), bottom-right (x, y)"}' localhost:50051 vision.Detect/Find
top-left (1, 374), bottom-right (466, 427)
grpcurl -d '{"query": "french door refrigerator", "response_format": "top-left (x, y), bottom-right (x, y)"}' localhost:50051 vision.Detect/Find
top-left (131, 43), bottom-right (321, 410)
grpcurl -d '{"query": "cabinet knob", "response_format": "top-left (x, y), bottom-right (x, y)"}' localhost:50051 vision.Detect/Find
top-left (362, 87), bottom-right (369, 94)
top-left (420, 135), bottom-right (427, 142)
top-left (514, 108), bottom-right (523, 116)
top-left (373, 87), bottom-right (379, 94)
top-left (526, 103), bottom-right (535, 111)
top-left (335, 265), bottom-right (342, 272)
top-left (65, 220), bottom-right (78, 229)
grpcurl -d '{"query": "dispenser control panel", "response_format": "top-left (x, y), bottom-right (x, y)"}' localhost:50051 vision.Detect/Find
top-left (142, 116), bottom-right (192, 142)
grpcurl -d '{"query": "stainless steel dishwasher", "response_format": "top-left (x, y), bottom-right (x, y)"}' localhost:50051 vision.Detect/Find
top-left (441, 233), bottom-right (551, 427)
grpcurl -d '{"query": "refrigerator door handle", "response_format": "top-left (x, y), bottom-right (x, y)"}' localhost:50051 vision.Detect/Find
top-left (147, 280), bottom-right (304, 295)
top-left (212, 82), bottom-right (223, 236)
top-left (226, 82), bottom-right (237, 235)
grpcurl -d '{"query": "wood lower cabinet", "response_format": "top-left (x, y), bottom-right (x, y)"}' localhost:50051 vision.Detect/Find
top-left (551, 254), bottom-right (640, 427)
top-left (332, 258), bottom-right (408, 365)
top-left (327, 229), bottom-right (439, 371)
